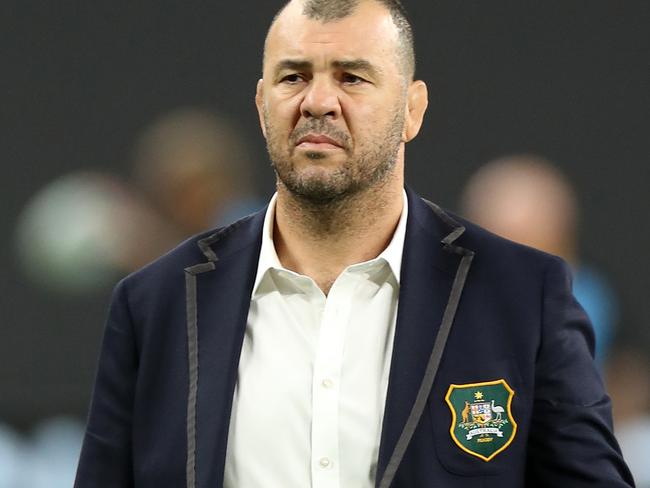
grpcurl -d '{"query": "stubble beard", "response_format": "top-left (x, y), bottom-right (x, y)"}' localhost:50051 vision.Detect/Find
top-left (264, 106), bottom-right (405, 208)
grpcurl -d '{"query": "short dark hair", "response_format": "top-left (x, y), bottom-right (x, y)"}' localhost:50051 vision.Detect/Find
top-left (270, 0), bottom-right (416, 80)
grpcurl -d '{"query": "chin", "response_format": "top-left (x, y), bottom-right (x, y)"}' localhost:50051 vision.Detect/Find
top-left (296, 163), bottom-right (346, 181)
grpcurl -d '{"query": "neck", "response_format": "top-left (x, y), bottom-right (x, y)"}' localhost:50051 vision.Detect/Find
top-left (273, 169), bottom-right (404, 294)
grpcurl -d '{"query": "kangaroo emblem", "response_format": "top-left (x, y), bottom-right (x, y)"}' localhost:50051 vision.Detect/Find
top-left (461, 401), bottom-right (470, 424)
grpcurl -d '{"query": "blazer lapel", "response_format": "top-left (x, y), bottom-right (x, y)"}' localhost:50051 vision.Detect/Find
top-left (183, 212), bottom-right (265, 488)
top-left (180, 193), bottom-right (473, 488)
top-left (376, 191), bottom-right (475, 488)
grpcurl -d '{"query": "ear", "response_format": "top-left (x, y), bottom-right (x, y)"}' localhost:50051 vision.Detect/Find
top-left (402, 80), bottom-right (428, 143)
top-left (255, 79), bottom-right (267, 139)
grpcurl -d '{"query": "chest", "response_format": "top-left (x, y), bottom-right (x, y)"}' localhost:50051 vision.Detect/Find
top-left (226, 268), bottom-right (400, 487)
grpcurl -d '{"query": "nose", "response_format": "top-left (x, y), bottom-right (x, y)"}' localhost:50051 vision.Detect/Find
top-left (300, 77), bottom-right (341, 119)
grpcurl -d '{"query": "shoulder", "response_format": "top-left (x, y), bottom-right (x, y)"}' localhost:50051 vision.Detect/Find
top-left (412, 192), bottom-right (568, 284)
top-left (457, 212), bottom-right (565, 272)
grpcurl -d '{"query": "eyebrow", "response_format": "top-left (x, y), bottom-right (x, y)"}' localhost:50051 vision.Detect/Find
top-left (273, 58), bottom-right (382, 78)
top-left (275, 59), bottom-right (313, 74)
top-left (332, 59), bottom-right (382, 77)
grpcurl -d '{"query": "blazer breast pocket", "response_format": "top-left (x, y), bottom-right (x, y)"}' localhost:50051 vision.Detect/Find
top-left (430, 357), bottom-right (528, 477)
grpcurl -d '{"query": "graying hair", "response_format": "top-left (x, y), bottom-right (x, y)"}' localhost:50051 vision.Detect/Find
top-left (270, 0), bottom-right (416, 80)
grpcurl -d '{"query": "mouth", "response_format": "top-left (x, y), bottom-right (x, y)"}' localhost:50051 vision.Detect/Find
top-left (295, 134), bottom-right (344, 151)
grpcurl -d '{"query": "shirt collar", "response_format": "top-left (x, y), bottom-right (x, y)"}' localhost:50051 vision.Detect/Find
top-left (252, 190), bottom-right (408, 295)
top-left (378, 189), bottom-right (408, 283)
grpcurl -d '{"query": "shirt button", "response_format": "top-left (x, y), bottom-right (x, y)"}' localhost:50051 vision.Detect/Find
top-left (319, 457), bottom-right (331, 468)
top-left (321, 378), bottom-right (334, 389)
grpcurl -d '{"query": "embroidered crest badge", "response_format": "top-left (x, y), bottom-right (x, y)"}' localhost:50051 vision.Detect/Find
top-left (444, 379), bottom-right (517, 461)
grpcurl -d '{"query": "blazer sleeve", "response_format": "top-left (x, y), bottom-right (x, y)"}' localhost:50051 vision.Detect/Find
top-left (74, 279), bottom-right (136, 488)
top-left (525, 257), bottom-right (635, 487)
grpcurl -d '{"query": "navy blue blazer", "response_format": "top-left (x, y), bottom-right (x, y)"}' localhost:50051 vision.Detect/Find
top-left (75, 188), bottom-right (634, 487)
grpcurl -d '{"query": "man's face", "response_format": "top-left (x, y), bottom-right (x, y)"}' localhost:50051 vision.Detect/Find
top-left (257, 0), bottom-right (410, 203)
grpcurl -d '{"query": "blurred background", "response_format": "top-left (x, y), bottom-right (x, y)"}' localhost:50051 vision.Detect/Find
top-left (2, 1), bottom-right (649, 486)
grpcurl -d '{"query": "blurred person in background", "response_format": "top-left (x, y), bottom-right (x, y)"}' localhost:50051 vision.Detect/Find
top-left (460, 154), bottom-right (619, 365)
top-left (132, 107), bottom-right (263, 238)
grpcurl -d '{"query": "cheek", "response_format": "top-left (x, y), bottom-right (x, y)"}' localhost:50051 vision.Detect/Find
top-left (344, 96), bottom-right (391, 131)
top-left (267, 92), bottom-right (303, 123)
top-left (346, 107), bottom-right (385, 146)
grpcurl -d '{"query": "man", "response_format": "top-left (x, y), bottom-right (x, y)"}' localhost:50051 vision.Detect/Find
top-left (75, 1), bottom-right (635, 487)
top-left (460, 155), bottom-right (619, 366)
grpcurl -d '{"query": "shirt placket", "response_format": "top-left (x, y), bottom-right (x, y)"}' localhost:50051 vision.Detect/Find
top-left (310, 274), bottom-right (354, 488)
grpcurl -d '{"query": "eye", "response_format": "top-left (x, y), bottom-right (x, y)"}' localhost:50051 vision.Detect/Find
top-left (342, 73), bottom-right (365, 85)
top-left (280, 73), bottom-right (305, 84)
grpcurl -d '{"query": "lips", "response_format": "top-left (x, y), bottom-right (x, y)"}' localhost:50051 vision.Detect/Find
top-left (296, 134), bottom-right (343, 148)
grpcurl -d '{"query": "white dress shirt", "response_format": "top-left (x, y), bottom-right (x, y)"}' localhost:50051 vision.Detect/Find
top-left (224, 191), bottom-right (408, 488)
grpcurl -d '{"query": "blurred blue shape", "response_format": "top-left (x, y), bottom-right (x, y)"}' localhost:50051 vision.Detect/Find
top-left (19, 417), bottom-right (84, 488)
top-left (0, 424), bottom-right (24, 488)
top-left (573, 265), bottom-right (619, 366)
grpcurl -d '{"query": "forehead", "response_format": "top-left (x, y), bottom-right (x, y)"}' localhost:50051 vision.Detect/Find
top-left (264, 1), bottom-right (400, 70)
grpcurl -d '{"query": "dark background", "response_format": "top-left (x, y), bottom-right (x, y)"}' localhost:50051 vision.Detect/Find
top-left (3, 1), bottom-right (649, 429)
